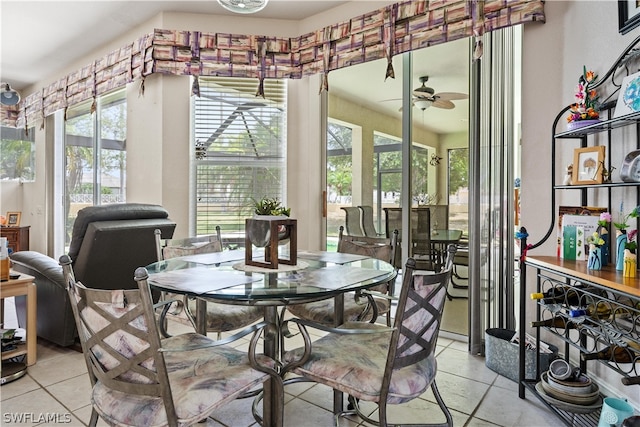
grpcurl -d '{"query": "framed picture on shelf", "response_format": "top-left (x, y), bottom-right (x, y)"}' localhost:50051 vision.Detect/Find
top-left (572, 146), bottom-right (605, 185)
top-left (619, 0), bottom-right (640, 34)
top-left (6, 211), bottom-right (21, 227)
top-left (614, 71), bottom-right (640, 117)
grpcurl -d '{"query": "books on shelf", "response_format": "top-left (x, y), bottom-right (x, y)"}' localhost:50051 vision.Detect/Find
top-left (558, 206), bottom-right (607, 260)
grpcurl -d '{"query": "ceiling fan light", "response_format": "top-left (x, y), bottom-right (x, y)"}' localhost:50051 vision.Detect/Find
top-left (414, 99), bottom-right (433, 111)
top-left (217, 0), bottom-right (268, 14)
top-left (1, 83), bottom-right (20, 106)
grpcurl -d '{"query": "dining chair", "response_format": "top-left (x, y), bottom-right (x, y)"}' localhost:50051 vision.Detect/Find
top-left (358, 205), bottom-right (384, 237)
top-left (383, 207), bottom-right (437, 270)
top-left (340, 206), bottom-right (365, 236)
top-left (284, 226), bottom-right (398, 327)
top-left (60, 255), bottom-right (281, 427)
top-left (452, 233), bottom-right (469, 289)
top-left (283, 245), bottom-right (457, 427)
top-left (154, 227), bottom-right (263, 338)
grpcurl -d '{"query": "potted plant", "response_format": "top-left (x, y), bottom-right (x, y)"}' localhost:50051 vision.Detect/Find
top-left (251, 196), bottom-right (291, 218)
top-left (247, 197), bottom-right (292, 247)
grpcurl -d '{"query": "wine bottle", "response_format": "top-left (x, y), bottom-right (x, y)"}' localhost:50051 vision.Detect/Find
top-left (581, 341), bottom-right (640, 363)
top-left (621, 375), bottom-right (640, 386)
top-left (530, 317), bottom-right (577, 329)
top-left (530, 285), bottom-right (590, 306)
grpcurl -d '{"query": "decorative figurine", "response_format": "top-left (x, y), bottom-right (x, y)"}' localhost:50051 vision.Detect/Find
top-left (563, 164), bottom-right (573, 185)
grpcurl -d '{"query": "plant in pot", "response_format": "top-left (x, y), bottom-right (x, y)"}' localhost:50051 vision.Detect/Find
top-left (247, 197), bottom-right (292, 247)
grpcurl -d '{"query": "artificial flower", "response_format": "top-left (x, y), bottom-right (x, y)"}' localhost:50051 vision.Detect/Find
top-left (598, 212), bottom-right (612, 227)
top-left (587, 231), bottom-right (605, 247)
top-left (614, 204), bottom-right (640, 230)
top-left (567, 66), bottom-right (600, 123)
top-left (626, 229), bottom-right (638, 252)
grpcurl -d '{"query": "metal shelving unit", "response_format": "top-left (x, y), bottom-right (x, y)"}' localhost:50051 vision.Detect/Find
top-left (517, 35), bottom-right (640, 426)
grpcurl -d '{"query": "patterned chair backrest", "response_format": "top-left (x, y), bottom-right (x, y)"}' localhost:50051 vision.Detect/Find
top-left (60, 255), bottom-right (177, 420)
top-left (382, 245), bottom-right (455, 399)
top-left (155, 226), bottom-right (223, 261)
top-left (337, 226), bottom-right (398, 293)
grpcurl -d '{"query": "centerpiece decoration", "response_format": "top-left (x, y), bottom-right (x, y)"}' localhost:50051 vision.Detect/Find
top-left (245, 196), bottom-right (297, 269)
top-left (624, 229), bottom-right (637, 278)
top-left (586, 231), bottom-right (605, 270)
top-left (567, 67), bottom-right (601, 130)
top-left (613, 204), bottom-right (640, 270)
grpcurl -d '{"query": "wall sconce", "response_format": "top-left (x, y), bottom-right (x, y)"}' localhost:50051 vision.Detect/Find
top-left (217, 0), bottom-right (268, 14)
top-left (430, 154), bottom-right (443, 166)
top-left (1, 83), bottom-right (21, 106)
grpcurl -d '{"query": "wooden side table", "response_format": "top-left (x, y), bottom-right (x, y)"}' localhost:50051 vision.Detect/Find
top-left (1, 272), bottom-right (36, 377)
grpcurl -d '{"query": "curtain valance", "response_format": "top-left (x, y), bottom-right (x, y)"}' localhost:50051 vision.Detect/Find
top-left (1, 0), bottom-right (544, 129)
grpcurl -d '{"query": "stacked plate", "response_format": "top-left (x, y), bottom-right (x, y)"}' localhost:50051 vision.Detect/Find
top-left (536, 371), bottom-right (603, 414)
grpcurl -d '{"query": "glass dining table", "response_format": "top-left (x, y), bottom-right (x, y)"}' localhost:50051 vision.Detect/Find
top-left (145, 248), bottom-right (397, 427)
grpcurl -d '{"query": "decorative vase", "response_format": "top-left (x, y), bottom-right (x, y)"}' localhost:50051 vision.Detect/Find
top-left (616, 230), bottom-right (628, 271)
top-left (587, 245), bottom-right (602, 270)
top-left (246, 215), bottom-right (291, 247)
top-left (598, 226), bottom-right (609, 267)
top-left (567, 119), bottom-right (601, 131)
top-left (624, 250), bottom-right (637, 278)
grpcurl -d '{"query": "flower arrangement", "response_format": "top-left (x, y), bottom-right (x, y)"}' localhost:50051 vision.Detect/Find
top-left (626, 229), bottom-right (638, 253)
top-left (613, 204), bottom-right (640, 230)
top-left (587, 231), bottom-right (605, 247)
top-left (567, 66), bottom-right (600, 123)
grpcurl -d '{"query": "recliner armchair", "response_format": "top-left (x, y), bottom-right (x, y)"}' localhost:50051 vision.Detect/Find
top-left (10, 203), bottom-right (176, 347)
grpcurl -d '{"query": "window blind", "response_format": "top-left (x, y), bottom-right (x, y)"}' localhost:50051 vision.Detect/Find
top-left (193, 77), bottom-right (286, 239)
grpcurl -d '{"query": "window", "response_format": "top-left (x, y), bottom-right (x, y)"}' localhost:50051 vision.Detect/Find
top-left (64, 89), bottom-right (126, 247)
top-left (193, 77), bottom-right (286, 242)
top-left (0, 127), bottom-right (35, 181)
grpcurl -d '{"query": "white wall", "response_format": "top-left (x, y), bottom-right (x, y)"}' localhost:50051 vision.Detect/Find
top-left (522, 0), bottom-right (640, 407)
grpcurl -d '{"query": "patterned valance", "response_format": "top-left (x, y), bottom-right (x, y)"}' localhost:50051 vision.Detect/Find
top-left (1, 0), bottom-right (544, 129)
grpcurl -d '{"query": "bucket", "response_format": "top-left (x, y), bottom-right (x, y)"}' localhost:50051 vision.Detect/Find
top-left (598, 397), bottom-right (635, 427)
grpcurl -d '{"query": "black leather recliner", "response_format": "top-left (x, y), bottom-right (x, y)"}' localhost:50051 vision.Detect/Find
top-left (10, 203), bottom-right (176, 347)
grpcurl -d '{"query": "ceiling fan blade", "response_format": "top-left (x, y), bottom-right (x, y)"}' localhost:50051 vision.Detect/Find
top-left (413, 89), bottom-right (434, 98)
top-left (432, 99), bottom-right (455, 109)
top-left (434, 92), bottom-right (468, 101)
top-left (379, 97), bottom-right (402, 102)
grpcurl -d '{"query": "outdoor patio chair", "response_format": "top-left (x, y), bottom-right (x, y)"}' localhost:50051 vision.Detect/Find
top-left (358, 205), bottom-right (384, 237)
top-left (340, 206), bottom-right (365, 236)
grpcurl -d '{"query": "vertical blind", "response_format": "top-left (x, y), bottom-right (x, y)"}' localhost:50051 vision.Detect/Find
top-left (193, 77), bottom-right (287, 237)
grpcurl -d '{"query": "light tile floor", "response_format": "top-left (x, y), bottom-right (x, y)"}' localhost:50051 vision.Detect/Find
top-left (1, 297), bottom-right (561, 427)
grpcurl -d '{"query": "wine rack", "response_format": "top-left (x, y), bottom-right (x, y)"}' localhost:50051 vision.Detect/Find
top-left (518, 35), bottom-right (640, 426)
top-left (530, 264), bottom-right (640, 381)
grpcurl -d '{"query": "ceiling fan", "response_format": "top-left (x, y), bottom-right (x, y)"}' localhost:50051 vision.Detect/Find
top-left (410, 76), bottom-right (468, 110)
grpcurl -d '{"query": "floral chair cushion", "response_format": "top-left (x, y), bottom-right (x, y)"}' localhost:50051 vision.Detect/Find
top-left (93, 333), bottom-right (271, 427)
top-left (283, 322), bottom-right (437, 405)
top-left (286, 292), bottom-right (390, 325)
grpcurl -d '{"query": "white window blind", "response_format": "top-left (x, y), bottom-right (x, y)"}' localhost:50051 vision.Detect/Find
top-left (193, 77), bottom-right (287, 239)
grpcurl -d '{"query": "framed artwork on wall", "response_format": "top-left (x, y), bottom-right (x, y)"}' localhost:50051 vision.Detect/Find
top-left (6, 212), bottom-right (21, 227)
top-left (614, 71), bottom-right (640, 117)
top-left (572, 146), bottom-right (606, 185)
top-left (619, 0), bottom-right (640, 34)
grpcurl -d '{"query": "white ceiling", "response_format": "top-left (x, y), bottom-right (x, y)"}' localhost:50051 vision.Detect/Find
top-left (0, 0), bottom-right (469, 134)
